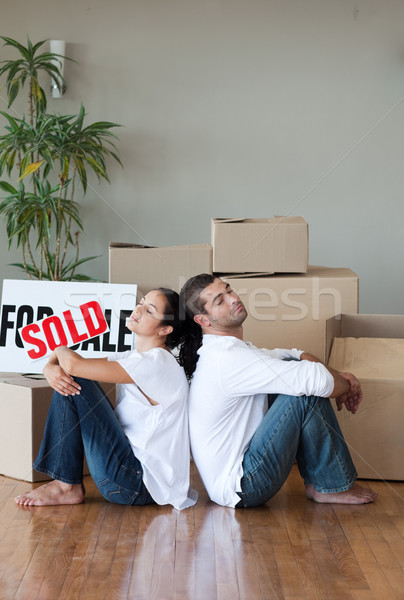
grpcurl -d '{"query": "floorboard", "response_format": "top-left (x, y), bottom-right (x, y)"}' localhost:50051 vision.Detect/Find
top-left (0, 464), bottom-right (403, 599)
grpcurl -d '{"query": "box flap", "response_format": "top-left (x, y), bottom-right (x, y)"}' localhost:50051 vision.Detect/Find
top-left (305, 265), bottom-right (358, 279)
top-left (109, 242), bottom-right (153, 249)
top-left (340, 314), bottom-right (404, 338)
top-left (224, 266), bottom-right (358, 282)
top-left (325, 315), bottom-right (342, 362)
top-left (217, 272), bottom-right (275, 279)
top-left (328, 337), bottom-right (404, 379)
top-left (326, 314), bottom-right (404, 363)
top-left (212, 216), bottom-right (306, 225)
top-left (212, 218), bottom-right (247, 224)
top-left (110, 242), bottom-right (212, 251)
top-left (0, 375), bottom-right (50, 389)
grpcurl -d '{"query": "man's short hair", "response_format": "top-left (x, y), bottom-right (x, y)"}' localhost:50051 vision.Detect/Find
top-left (180, 273), bottom-right (217, 318)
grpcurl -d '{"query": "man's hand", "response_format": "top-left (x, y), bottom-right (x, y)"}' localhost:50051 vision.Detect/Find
top-left (335, 372), bottom-right (362, 414)
top-left (299, 351), bottom-right (363, 412)
top-left (43, 354), bottom-right (81, 396)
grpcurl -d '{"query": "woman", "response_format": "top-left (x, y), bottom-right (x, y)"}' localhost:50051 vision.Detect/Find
top-left (15, 288), bottom-right (197, 511)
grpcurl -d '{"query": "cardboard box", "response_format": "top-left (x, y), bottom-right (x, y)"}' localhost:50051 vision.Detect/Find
top-left (212, 217), bottom-right (308, 274)
top-left (326, 314), bottom-right (404, 481)
top-left (223, 266), bottom-right (358, 361)
top-left (0, 374), bottom-right (116, 482)
top-left (109, 243), bottom-right (212, 297)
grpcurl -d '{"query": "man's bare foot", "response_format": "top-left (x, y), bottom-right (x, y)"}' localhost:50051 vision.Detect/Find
top-left (305, 482), bottom-right (377, 504)
top-left (15, 480), bottom-right (85, 507)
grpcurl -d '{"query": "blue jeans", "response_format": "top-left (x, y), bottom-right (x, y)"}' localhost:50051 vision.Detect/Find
top-left (34, 378), bottom-right (154, 506)
top-left (236, 394), bottom-right (357, 507)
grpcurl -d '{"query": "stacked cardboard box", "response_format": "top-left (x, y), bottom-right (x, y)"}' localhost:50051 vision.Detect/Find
top-left (109, 243), bottom-right (212, 297)
top-left (326, 314), bottom-right (404, 481)
top-left (212, 217), bottom-right (308, 274)
top-left (223, 267), bottom-right (358, 360)
top-left (212, 217), bottom-right (358, 360)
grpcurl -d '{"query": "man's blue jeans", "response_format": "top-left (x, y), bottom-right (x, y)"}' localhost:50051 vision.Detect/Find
top-left (33, 378), bottom-right (154, 506)
top-left (236, 394), bottom-right (357, 507)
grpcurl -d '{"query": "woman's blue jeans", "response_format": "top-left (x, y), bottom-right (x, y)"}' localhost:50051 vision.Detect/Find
top-left (33, 378), bottom-right (154, 506)
top-left (236, 394), bottom-right (357, 507)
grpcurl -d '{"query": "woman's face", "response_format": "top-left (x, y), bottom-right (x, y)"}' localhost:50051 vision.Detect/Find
top-left (126, 290), bottom-right (169, 338)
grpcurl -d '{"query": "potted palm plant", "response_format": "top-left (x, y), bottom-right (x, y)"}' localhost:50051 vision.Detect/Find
top-left (0, 36), bottom-right (122, 280)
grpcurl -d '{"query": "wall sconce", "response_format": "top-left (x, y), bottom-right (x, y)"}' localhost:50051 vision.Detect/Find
top-left (50, 40), bottom-right (66, 98)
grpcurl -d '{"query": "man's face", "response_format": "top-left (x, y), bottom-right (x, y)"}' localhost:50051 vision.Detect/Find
top-left (197, 278), bottom-right (247, 330)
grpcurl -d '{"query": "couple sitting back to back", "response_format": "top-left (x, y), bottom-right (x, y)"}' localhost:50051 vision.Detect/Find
top-left (16, 276), bottom-right (376, 510)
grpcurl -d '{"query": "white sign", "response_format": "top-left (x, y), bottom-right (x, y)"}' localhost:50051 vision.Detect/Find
top-left (0, 280), bottom-right (137, 373)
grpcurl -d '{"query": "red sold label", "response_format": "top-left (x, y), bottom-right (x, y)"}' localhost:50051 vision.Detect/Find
top-left (20, 300), bottom-right (108, 359)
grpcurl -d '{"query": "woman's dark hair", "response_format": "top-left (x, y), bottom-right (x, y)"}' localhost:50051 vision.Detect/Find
top-left (177, 274), bottom-right (216, 380)
top-left (157, 288), bottom-right (184, 351)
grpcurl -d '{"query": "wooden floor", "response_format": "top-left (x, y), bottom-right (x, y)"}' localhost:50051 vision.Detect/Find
top-left (1, 464), bottom-right (404, 600)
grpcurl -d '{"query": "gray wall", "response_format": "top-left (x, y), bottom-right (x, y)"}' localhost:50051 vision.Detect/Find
top-left (1, 0), bottom-right (403, 313)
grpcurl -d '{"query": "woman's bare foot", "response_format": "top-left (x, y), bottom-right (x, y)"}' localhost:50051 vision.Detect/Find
top-left (305, 482), bottom-right (377, 504)
top-left (15, 480), bottom-right (85, 507)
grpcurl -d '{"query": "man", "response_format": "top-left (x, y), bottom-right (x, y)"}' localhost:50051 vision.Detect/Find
top-left (180, 273), bottom-right (377, 508)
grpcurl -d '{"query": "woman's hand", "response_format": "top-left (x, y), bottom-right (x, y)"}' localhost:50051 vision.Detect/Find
top-left (43, 354), bottom-right (81, 396)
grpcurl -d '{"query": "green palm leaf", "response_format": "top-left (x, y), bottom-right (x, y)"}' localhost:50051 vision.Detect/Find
top-left (0, 36), bottom-right (122, 280)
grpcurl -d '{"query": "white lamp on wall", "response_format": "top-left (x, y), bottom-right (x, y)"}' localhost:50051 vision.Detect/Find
top-left (50, 39), bottom-right (66, 98)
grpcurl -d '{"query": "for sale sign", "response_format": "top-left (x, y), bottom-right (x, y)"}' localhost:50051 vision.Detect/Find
top-left (0, 280), bottom-right (137, 373)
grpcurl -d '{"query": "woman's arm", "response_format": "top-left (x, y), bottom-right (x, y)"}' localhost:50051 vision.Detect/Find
top-left (54, 346), bottom-right (134, 384)
top-left (43, 352), bottom-right (82, 396)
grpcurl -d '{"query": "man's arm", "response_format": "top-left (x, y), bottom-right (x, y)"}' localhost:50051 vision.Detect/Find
top-left (221, 343), bottom-right (334, 400)
top-left (300, 352), bottom-right (362, 414)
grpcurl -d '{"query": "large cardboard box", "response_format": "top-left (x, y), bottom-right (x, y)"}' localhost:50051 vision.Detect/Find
top-left (109, 243), bottom-right (212, 297)
top-left (326, 314), bottom-right (404, 481)
top-left (223, 266), bottom-right (358, 361)
top-left (212, 217), bottom-right (308, 274)
top-left (0, 374), bottom-right (116, 482)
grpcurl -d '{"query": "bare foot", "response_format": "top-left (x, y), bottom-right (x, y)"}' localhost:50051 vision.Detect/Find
top-left (305, 482), bottom-right (377, 504)
top-left (15, 480), bottom-right (85, 507)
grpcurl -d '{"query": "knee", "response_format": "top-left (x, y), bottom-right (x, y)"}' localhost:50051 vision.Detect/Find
top-left (73, 376), bottom-right (91, 385)
top-left (70, 377), bottom-right (98, 394)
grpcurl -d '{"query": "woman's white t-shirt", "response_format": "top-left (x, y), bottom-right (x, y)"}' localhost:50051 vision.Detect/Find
top-left (108, 347), bottom-right (197, 510)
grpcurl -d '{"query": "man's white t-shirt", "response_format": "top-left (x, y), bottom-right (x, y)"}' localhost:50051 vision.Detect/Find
top-left (108, 347), bottom-right (197, 510)
top-left (188, 335), bottom-right (334, 508)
